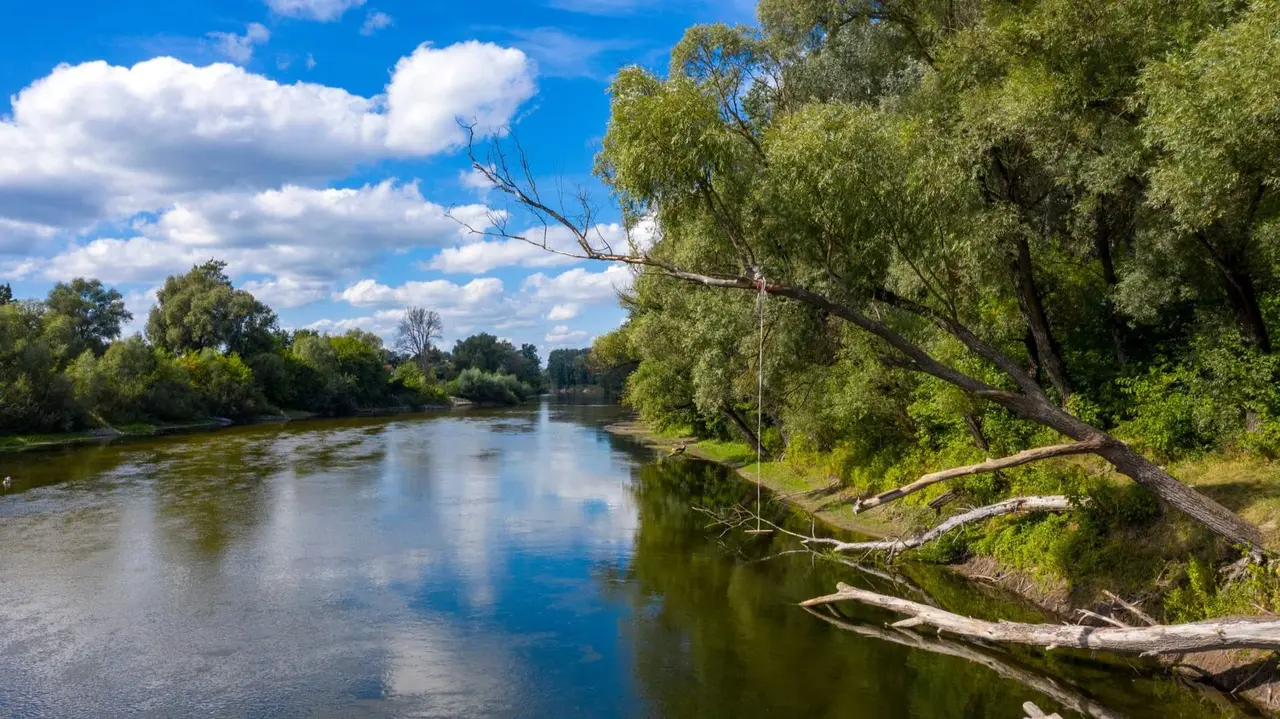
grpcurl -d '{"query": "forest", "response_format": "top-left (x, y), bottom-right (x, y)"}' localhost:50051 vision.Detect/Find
top-left (0, 261), bottom-right (549, 435)
top-left (462, 0), bottom-right (1280, 623)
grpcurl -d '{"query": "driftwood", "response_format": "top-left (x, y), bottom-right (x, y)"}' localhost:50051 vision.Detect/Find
top-left (1022, 702), bottom-right (1064, 719)
top-left (803, 582), bottom-right (1280, 654)
top-left (804, 496), bottom-right (1075, 554)
top-left (853, 441), bottom-right (1106, 513)
top-left (804, 607), bottom-right (1123, 719)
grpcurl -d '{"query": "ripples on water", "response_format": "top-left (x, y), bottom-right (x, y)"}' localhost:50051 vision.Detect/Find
top-left (0, 401), bottom-right (1250, 718)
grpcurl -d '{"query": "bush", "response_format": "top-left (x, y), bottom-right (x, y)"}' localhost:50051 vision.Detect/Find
top-left (389, 363), bottom-right (449, 408)
top-left (178, 349), bottom-right (262, 420)
top-left (448, 368), bottom-right (530, 405)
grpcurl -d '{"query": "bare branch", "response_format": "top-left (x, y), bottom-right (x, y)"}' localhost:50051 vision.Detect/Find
top-left (803, 582), bottom-right (1280, 654)
top-left (1102, 591), bottom-right (1158, 627)
top-left (811, 496), bottom-right (1076, 555)
top-left (853, 440), bottom-right (1109, 513)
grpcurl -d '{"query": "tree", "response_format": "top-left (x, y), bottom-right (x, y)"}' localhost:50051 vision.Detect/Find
top-left (45, 278), bottom-right (132, 356)
top-left (0, 284), bottom-right (11, 306)
top-left (395, 306), bottom-right (443, 372)
top-left (464, 0), bottom-right (1268, 551)
top-left (453, 333), bottom-right (511, 373)
top-left (147, 260), bottom-right (277, 356)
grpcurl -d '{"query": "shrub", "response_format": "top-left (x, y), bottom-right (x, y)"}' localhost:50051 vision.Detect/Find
top-left (449, 368), bottom-right (530, 405)
top-left (178, 349), bottom-right (262, 420)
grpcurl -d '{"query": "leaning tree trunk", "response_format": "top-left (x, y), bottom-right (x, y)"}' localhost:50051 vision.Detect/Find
top-left (723, 405), bottom-right (768, 460)
top-left (1093, 205), bottom-right (1128, 366)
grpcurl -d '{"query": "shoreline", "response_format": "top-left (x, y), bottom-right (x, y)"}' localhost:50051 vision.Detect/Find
top-left (0, 404), bottom-right (457, 455)
top-left (604, 417), bottom-right (1280, 715)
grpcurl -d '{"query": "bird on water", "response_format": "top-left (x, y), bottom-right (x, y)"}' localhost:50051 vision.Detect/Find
top-left (2, 476), bottom-right (11, 489)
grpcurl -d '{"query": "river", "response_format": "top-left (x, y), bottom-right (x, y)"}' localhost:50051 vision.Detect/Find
top-left (0, 400), bottom-right (1252, 718)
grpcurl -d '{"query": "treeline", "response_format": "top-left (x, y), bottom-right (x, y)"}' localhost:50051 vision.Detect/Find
top-left (0, 261), bottom-right (543, 434)
top-left (546, 347), bottom-right (633, 396)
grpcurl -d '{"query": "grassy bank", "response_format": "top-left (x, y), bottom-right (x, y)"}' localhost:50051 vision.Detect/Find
top-left (607, 418), bottom-right (1280, 711)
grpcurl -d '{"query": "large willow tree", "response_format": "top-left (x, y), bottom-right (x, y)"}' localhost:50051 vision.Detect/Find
top-left (473, 0), bottom-right (1280, 552)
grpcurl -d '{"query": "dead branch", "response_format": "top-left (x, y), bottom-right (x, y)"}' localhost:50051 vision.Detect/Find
top-left (853, 441), bottom-right (1107, 513)
top-left (1102, 591), bottom-right (1157, 627)
top-left (803, 582), bottom-right (1280, 654)
top-left (804, 607), bottom-right (1124, 719)
top-left (807, 496), bottom-right (1075, 555)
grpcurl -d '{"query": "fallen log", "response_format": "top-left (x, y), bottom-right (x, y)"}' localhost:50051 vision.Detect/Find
top-left (802, 582), bottom-right (1280, 654)
top-left (804, 607), bottom-right (1123, 719)
top-left (853, 440), bottom-right (1106, 513)
top-left (805, 496), bottom-right (1075, 554)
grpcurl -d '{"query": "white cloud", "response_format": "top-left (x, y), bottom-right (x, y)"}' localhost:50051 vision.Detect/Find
top-left (208, 23), bottom-right (270, 64)
top-left (0, 42), bottom-right (534, 235)
top-left (521, 263), bottom-right (633, 303)
top-left (384, 42), bottom-right (535, 155)
top-left (305, 53), bottom-right (317, 70)
top-left (546, 302), bottom-right (580, 320)
top-left (241, 276), bottom-right (331, 308)
top-left (459, 166), bottom-right (495, 194)
top-left (336, 277), bottom-right (505, 309)
top-left (545, 325), bottom-right (587, 343)
top-left (266, 0), bottom-right (366, 21)
top-left (38, 181), bottom-right (494, 287)
top-left (360, 10), bottom-right (393, 35)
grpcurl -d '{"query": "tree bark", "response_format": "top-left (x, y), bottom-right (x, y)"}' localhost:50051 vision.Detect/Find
top-left (813, 496), bottom-right (1074, 553)
top-left (723, 405), bottom-right (769, 460)
top-left (853, 442), bottom-right (1105, 513)
top-left (1194, 233), bottom-right (1271, 353)
top-left (1013, 235), bottom-right (1071, 401)
top-left (1093, 205), bottom-right (1128, 366)
top-left (803, 582), bottom-right (1280, 654)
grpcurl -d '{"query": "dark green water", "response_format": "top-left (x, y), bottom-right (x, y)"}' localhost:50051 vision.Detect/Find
top-left (0, 400), bottom-right (1250, 718)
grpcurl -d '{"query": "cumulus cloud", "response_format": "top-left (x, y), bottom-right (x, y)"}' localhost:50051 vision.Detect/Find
top-left (546, 303), bottom-right (580, 320)
top-left (241, 276), bottom-right (331, 308)
top-left (336, 277), bottom-right (505, 309)
top-left (0, 42), bottom-right (535, 234)
top-left (360, 10), bottom-right (393, 35)
top-left (545, 325), bottom-right (587, 343)
top-left (208, 23), bottom-right (270, 64)
top-left (266, 0), bottom-right (365, 21)
top-left (38, 182), bottom-right (493, 287)
top-left (383, 42), bottom-right (534, 155)
top-left (521, 263), bottom-right (633, 303)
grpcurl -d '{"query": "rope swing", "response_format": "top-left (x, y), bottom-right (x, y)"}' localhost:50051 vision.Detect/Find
top-left (745, 271), bottom-right (773, 535)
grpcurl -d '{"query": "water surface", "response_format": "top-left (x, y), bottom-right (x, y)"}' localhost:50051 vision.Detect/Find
top-left (0, 401), bottom-right (1248, 717)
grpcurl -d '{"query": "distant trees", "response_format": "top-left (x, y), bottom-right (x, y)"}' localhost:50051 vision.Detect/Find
top-left (395, 306), bottom-right (443, 373)
top-left (0, 261), bottom-right (454, 433)
top-left (546, 349), bottom-right (595, 389)
top-left (452, 332), bottom-right (543, 390)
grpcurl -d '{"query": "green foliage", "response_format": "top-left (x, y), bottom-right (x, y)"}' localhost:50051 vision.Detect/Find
top-left (177, 350), bottom-right (262, 420)
top-left (147, 261), bottom-right (278, 356)
top-left (44, 278), bottom-right (131, 357)
top-left (448, 368), bottom-right (531, 405)
top-left (1165, 557), bottom-right (1280, 622)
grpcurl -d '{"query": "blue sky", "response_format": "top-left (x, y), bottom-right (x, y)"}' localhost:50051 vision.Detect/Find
top-left (0, 0), bottom-right (750, 357)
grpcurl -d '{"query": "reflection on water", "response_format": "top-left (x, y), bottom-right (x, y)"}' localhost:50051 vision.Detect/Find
top-left (0, 400), bottom-right (1248, 718)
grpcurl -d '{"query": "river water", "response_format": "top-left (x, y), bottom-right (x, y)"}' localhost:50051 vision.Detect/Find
top-left (0, 400), bottom-right (1251, 718)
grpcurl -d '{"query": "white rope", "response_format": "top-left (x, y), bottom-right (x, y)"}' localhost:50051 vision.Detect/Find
top-left (756, 273), bottom-right (766, 531)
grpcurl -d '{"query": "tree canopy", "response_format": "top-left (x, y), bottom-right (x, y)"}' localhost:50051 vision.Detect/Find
top-left (473, 0), bottom-right (1280, 553)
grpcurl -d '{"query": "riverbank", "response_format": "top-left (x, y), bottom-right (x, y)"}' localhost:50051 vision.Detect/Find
top-left (605, 418), bottom-right (1280, 715)
top-left (0, 404), bottom-right (457, 454)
